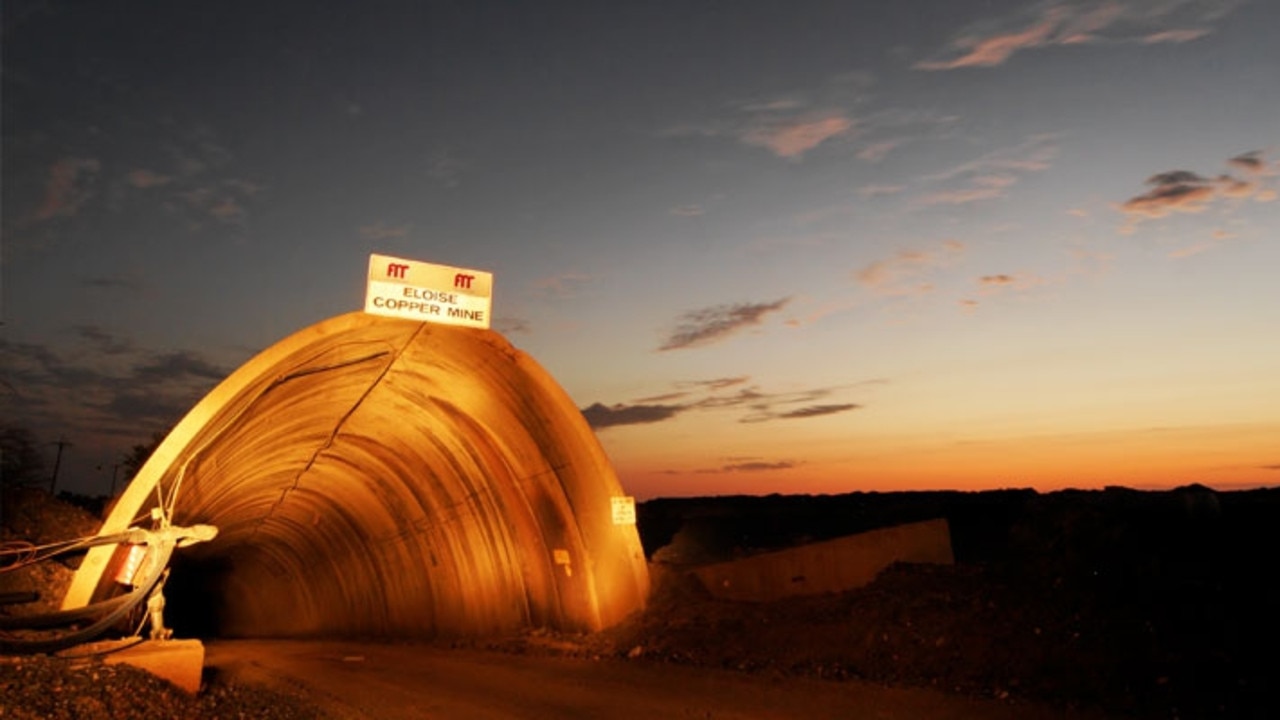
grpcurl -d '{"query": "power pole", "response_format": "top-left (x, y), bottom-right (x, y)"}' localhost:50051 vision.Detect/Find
top-left (49, 438), bottom-right (72, 495)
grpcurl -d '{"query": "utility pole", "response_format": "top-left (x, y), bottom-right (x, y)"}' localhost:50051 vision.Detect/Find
top-left (49, 438), bottom-right (72, 495)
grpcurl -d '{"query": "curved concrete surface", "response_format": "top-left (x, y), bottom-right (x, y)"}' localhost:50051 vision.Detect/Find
top-left (64, 313), bottom-right (649, 639)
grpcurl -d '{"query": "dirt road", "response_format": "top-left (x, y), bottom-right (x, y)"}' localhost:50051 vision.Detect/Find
top-left (205, 640), bottom-right (1114, 720)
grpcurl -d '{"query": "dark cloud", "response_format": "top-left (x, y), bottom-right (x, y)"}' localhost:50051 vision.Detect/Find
top-left (743, 403), bottom-right (861, 423)
top-left (106, 391), bottom-right (200, 425)
top-left (659, 298), bottom-right (790, 351)
top-left (0, 335), bottom-right (228, 453)
top-left (775, 403), bottom-right (861, 420)
top-left (79, 276), bottom-right (141, 291)
top-left (1228, 151), bottom-right (1265, 174)
top-left (580, 402), bottom-right (683, 429)
top-left (493, 317), bottom-right (530, 335)
top-left (1120, 154), bottom-right (1275, 226)
top-left (979, 274), bottom-right (1017, 285)
top-left (1261, 465), bottom-right (1280, 471)
top-left (584, 378), bottom-right (874, 430)
top-left (721, 460), bottom-right (797, 472)
top-left (690, 387), bottom-right (769, 411)
top-left (686, 376), bottom-right (751, 391)
top-left (132, 351), bottom-right (227, 382)
top-left (73, 325), bottom-right (134, 355)
top-left (1147, 170), bottom-right (1209, 186)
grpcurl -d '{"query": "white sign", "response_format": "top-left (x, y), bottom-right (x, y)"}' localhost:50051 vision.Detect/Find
top-left (364, 253), bottom-right (493, 329)
top-left (611, 496), bottom-right (636, 526)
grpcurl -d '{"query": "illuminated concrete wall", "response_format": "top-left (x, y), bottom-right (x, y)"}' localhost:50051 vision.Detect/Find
top-left (64, 313), bottom-right (649, 638)
top-left (689, 519), bottom-right (953, 602)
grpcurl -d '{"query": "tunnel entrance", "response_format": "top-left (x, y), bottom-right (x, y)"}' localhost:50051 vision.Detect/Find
top-left (64, 313), bottom-right (649, 640)
top-left (163, 554), bottom-right (232, 639)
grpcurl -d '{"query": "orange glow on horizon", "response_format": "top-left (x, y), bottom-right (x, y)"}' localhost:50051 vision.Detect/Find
top-left (609, 421), bottom-right (1280, 499)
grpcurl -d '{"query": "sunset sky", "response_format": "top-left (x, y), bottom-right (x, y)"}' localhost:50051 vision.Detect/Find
top-left (4, 0), bottom-right (1278, 499)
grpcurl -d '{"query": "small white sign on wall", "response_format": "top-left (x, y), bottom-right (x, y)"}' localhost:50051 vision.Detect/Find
top-left (611, 496), bottom-right (636, 525)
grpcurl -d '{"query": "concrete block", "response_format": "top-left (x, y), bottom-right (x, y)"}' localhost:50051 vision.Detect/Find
top-left (101, 638), bottom-right (205, 693)
top-left (691, 518), bottom-right (953, 602)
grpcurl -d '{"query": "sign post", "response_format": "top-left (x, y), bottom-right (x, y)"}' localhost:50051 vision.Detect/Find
top-left (364, 253), bottom-right (493, 329)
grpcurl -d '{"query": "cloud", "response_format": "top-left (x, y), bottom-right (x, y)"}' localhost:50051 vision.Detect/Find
top-left (132, 351), bottom-right (227, 382)
top-left (1142, 28), bottom-right (1210, 43)
top-left (584, 377), bottom-right (874, 430)
top-left (209, 197), bottom-right (246, 222)
top-left (1118, 152), bottom-right (1276, 228)
top-left (856, 240), bottom-right (966, 297)
top-left (580, 402), bottom-right (683, 429)
top-left (858, 184), bottom-right (907, 197)
top-left (916, 11), bottom-right (1059, 69)
top-left (1167, 242), bottom-right (1213, 259)
top-left (426, 148), bottom-right (466, 188)
top-left (688, 376), bottom-right (751, 391)
top-left (670, 204), bottom-right (705, 217)
top-left (33, 157), bottom-right (101, 222)
top-left (533, 272), bottom-right (592, 299)
top-left (975, 272), bottom-right (1046, 295)
top-left (1227, 151), bottom-right (1265, 174)
top-left (80, 276), bottom-right (141, 291)
top-left (720, 460), bottom-right (797, 472)
top-left (493, 317), bottom-right (530, 335)
top-left (773, 403), bottom-right (860, 420)
top-left (915, 0), bottom-right (1239, 70)
top-left (857, 139), bottom-right (902, 163)
top-left (359, 222), bottom-right (412, 241)
top-left (74, 325), bottom-right (134, 355)
top-left (0, 331), bottom-right (231, 454)
top-left (928, 135), bottom-right (1059, 180)
top-left (741, 114), bottom-right (854, 159)
top-left (126, 169), bottom-right (172, 189)
top-left (919, 174), bottom-right (1018, 205)
top-left (980, 274), bottom-right (1018, 286)
top-left (658, 298), bottom-right (791, 351)
top-left (917, 135), bottom-right (1057, 206)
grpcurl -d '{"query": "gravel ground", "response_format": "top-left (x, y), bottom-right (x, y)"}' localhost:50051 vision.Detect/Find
top-left (0, 652), bottom-right (330, 719)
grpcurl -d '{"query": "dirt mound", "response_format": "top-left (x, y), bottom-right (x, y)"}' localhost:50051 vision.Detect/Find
top-left (1, 488), bottom-right (104, 617)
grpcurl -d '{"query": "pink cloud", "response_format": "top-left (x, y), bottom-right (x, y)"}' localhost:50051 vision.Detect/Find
top-left (857, 184), bottom-right (907, 197)
top-left (916, 16), bottom-right (1059, 70)
top-left (855, 240), bottom-right (966, 296)
top-left (1142, 28), bottom-right (1210, 44)
top-left (742, 114), bottom-right (853, 159)
top-left (33, 157), bottom-right (100, 221)
top-left (857, 140), bottom-right (902, 163)
top-left (917, 2), bottom-right (1238, 70)
top-left (126, 169), bottom-right (172, 189)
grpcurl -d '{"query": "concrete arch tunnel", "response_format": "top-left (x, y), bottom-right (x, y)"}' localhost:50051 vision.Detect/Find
top-left (63, 312), bottom-right (650, 639)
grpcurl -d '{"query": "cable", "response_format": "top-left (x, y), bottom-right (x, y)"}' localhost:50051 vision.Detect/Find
top-left (0, 540), bottom-right (174, 654)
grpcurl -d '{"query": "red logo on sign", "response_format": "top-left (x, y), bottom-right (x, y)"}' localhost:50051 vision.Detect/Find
top-left (453, 273), bottom-right (475, 289)
top-left (386, 263), bottom-right (409, 279)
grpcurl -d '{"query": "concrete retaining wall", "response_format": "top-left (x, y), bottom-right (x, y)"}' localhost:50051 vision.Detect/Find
top-left (690, 518), bottom-right (953, 602)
